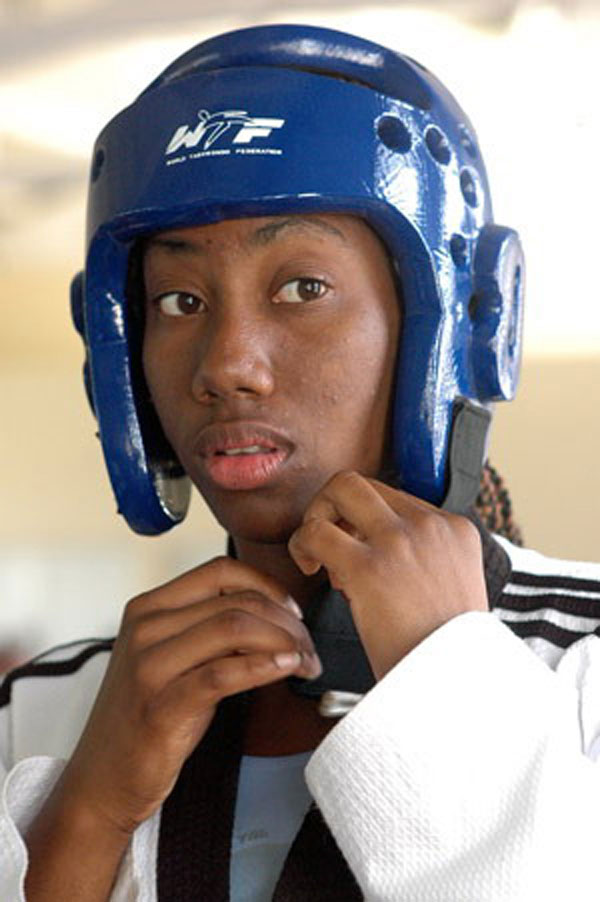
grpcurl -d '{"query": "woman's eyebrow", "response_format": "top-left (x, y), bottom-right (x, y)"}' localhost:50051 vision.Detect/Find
top-left (144, 236), bottom-right (201, 256)
top-left (249, 217), bottom-right (349, 247)
top-left (143, 216), bottom-right (348, 257)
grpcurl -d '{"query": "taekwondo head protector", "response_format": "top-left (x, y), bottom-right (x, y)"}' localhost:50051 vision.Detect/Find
top-left (71, 23), bottom-right (524, 535)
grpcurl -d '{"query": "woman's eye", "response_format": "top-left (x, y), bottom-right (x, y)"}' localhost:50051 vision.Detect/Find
top-left (156, 292), bottom-right (203, 316)
top-left (274, 278), bottom-right (328, 304)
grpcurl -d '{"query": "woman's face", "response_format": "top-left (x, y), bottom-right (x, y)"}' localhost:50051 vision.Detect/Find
top-left (142, 213), bottom-right (400, 543)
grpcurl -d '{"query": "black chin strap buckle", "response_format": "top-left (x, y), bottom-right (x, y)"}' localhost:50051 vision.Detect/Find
top-left (442, 399), bottom-right (492, 515)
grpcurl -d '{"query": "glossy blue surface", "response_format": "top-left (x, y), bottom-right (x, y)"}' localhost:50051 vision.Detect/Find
top-left (73, 23), bottom-right (524, 534)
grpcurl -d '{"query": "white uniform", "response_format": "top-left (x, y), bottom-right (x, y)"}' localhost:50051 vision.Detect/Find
top-left (2, 536), bottom-right (600, 901)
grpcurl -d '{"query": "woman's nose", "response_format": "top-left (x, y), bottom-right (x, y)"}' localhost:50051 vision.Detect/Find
top-left (191, 310), bottom-right (275, 402)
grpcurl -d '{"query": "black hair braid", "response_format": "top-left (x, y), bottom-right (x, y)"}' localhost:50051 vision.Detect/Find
top-left (475, 461), bottom-right (523, 546)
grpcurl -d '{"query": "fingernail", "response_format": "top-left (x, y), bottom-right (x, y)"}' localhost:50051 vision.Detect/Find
top-left (274, 651), bottom-right (302, 670)
top-left (303, 651), bottom-right (323, 679)
top-left (284, 597), bottom-right (304, 619)
top-left (302, 559), bottom-right (322, 577)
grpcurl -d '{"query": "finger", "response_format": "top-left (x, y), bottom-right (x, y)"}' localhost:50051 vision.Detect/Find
top-left (366, 478), bottom-right (473, 539)
top-left (303, 471), bottom-right (397, 538)
top-left (365, 477), bottom-right (442, 516)
top-left (124, 556), bottom-right (295, 619)
top-left (158, 648), bottom-right (321, 722)
top-left (289, 516), bottom-right (364, 584)
top-left (122, 589), bottom-right (307, 653)
top-left (133, 609), bottom-right (321, 690)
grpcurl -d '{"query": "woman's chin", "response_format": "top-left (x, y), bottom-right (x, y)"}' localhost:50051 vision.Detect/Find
top-left (225, 516), bottom-right (301, 548)
top-left (201, 492), bottom-right (305, 547)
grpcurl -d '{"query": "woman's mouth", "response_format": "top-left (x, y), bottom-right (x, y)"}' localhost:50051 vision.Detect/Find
top-left (196, 424), bottom-right (292, 491)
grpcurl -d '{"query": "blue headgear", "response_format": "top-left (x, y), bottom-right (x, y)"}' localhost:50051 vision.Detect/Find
top-left (71, 23), bottom-right (524, 535)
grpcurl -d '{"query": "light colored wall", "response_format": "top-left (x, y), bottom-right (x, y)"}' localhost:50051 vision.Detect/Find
top-left (490, 354), bottom-right (600, 561)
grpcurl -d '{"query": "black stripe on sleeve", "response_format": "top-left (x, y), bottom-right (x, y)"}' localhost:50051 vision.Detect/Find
top-left (0, 639), bottom-right (114, 709)
top-left (498, 590), bottom-right (600, 619)
top-left (509, 571), bottom-right (600, 595)
top-left (504, 619), bottom-right (600, 649)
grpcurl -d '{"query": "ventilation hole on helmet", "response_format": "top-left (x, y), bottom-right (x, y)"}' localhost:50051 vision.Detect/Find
top-left (513, 265), bottom-right (522, 305)
top-left (468, 293), bottom-right (480, 320)
top-left (458, 124), bottom-right (478, 159)
top-left (91, 148), bottom-right (105, 183)
top-left (460, 168), bottom-right (479, 208)
top-left (507, 265), bottom-right (523, 356)
top-left (424, 126), bottom-right (451, 165)
top-left (376, 115), bottom-right (412, 153)
top-left (450, 233), bottom-right (468, 268)
top-left (507, 317), bottom-right (517, 357)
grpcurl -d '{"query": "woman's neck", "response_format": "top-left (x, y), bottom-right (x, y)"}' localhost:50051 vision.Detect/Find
top-left (233, 536), bottom-right (326, 612)
top-left (242, 679), bottom-right (336, 755)
top-left (233, 536), bottom-right (336, 755)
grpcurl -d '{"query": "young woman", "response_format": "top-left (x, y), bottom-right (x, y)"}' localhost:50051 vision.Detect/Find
top-left (2, 24), bottom-right (600, 902)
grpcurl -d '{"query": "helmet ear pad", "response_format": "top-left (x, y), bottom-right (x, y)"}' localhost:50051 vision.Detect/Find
top-left (70, 271), bottom-right (96, 418)
top-left (123, 242), bottom-right (186, 479)
top-left (70, 256), bottom-right (181, 464)
top-left (70, 254), bottom-right (191, 535)
top-left (471, 225), bottom-right (525, 403)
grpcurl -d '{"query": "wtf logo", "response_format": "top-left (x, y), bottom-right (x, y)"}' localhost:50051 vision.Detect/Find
top-left (166, 109), bottom-right (285, 155)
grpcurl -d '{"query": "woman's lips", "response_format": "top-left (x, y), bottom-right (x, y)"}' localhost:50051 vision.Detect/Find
top-left (195, 423), bottom-right (293, 491)
top-left (203, 447), bottom-right (289, 490)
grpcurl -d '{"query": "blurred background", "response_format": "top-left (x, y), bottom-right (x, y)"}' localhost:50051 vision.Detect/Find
top-left (1, 0), bottom-right (600, 669)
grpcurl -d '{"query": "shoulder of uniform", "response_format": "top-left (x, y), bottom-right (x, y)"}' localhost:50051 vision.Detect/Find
top-left (493, 536), bottom-right (600, 650)
top-left (495, 535), bottom-right (600, 595)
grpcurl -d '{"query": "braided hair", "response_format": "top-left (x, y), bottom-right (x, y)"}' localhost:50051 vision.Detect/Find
top-left (475, 462), bottom-right (523, 546)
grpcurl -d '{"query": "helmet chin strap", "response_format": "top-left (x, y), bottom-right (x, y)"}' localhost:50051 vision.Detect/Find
top-left (442, 399), bottom-right (493, 515)
top-left (223, 399), bottom-right (491, 704)
top-left (288, 398), bottom-right (493, 709)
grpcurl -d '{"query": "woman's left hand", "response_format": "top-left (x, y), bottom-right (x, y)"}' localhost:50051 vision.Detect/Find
top-left (288, 471), bottom-right (488, 680)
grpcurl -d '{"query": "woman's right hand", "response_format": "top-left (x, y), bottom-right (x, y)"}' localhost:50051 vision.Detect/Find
top-left (24, 556), bottom-right (320, 899)
top-left (66, 555), bottom-right (320, 832)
